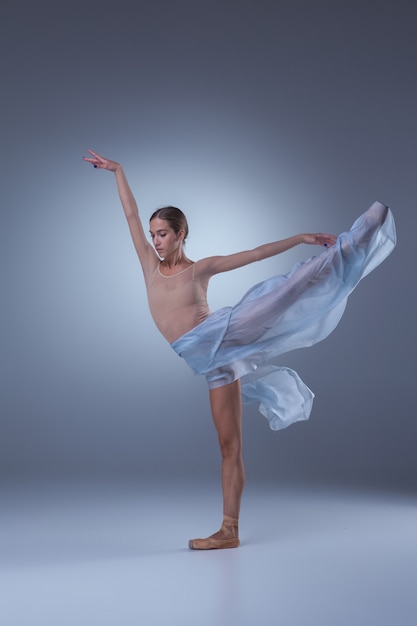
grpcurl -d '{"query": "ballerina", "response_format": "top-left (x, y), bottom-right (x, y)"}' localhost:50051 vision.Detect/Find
top-left (83, 149), bottom-right (396, 549)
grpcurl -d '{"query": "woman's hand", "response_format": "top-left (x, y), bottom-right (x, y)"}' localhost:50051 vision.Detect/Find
top-left (83, 149), bottom-right (120, 172)
top-left (302, 233), bottom-right (337, 248)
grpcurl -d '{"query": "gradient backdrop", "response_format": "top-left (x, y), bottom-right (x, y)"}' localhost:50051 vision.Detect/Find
top-left (1, 0), bottom-right (416, 490)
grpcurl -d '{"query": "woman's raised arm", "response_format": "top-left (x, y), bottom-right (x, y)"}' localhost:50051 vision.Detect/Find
top-left (83, 150), bottom-right (158, 276)
top-left (199, 232), bottom-right (338, 276)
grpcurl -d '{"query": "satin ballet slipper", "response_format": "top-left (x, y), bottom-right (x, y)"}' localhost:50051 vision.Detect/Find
top-left (188, 515), bottom-right (240, 550)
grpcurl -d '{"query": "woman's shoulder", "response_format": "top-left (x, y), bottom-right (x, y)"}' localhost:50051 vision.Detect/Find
top-left (193, 256), bottom-right (217, 276)
top-left (193, 255), bottom-right (233, 277)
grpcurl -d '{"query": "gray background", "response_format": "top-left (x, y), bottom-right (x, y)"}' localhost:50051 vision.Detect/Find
top-left (1, 0), bottom-right (415, 491)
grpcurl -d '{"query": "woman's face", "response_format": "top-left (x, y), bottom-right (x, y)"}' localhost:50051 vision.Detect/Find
top-left (149, 217), bottom-right (183, 259)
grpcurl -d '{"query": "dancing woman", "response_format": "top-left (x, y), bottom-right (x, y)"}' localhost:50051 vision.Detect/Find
top-left (83, 149), bottom-right (396, 550)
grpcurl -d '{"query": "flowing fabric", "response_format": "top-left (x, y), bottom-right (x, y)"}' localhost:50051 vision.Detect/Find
top-left (171, 202), bottom-right (396, 430)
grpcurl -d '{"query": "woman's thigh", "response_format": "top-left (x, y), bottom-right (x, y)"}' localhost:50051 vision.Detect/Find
top-left (209, 380), bottom-right (242, 446)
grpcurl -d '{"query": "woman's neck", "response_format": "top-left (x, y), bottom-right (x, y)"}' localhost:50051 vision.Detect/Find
top-left (160, 249), bottom-right (191, 269)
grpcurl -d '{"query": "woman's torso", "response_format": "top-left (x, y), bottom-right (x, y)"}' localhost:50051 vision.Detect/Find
top-left (146, 261), bottom-right (211, 343)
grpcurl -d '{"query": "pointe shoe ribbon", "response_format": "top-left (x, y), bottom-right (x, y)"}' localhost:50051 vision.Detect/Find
top-left (189, 515), bottom-right (240, 550)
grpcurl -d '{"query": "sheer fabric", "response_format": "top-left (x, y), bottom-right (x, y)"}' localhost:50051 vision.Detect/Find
top-left (171, 202), bottom-right (396, 430)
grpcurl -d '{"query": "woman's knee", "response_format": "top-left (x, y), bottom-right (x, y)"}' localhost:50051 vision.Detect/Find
top-left (217, 434), bottom-right (242, 459)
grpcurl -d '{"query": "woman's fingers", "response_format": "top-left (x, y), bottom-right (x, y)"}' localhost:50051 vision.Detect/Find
top-left (83, 149), bottom-right (107, 168)
top-left (321, 234), bottom-right (337, 247)
top-left (304, 233), bottom-right (337, 246)
top-left (303, 233), bottom-right (337, 247)
top-left (83, 156), bottom-right (101, 168)
top-left (83, 149), bottom-right (119, 172)
top-left (87, 149), bottom-right (104, 160)
top-left (84, 149), bottom-right (106, 167)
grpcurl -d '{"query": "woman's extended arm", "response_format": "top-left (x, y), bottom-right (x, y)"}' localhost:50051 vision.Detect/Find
top-left (83, 150), bottom-right (158, 274)
top-left (199, 232), bottom-right (337, 276)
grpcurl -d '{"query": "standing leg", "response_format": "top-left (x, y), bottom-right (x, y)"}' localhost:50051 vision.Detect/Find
top-left (210, 379), bottom-right (245, 519)
top-left (189, 379), bottom-right (245, 550)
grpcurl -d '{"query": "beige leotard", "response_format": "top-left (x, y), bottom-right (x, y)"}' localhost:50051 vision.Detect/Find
top-left (146, 261), bottom-right (211, 343)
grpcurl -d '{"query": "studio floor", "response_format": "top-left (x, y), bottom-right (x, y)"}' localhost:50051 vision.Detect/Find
top-left (1, 480), bottom-right (416, 626)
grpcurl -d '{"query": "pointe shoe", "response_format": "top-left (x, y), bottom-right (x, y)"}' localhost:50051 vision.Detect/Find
top-left (188, 515), bottom-right (240, 550)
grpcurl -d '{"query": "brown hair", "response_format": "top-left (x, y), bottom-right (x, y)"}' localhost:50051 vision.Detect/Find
top-left (149, 206), bottom-right (189, 241)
